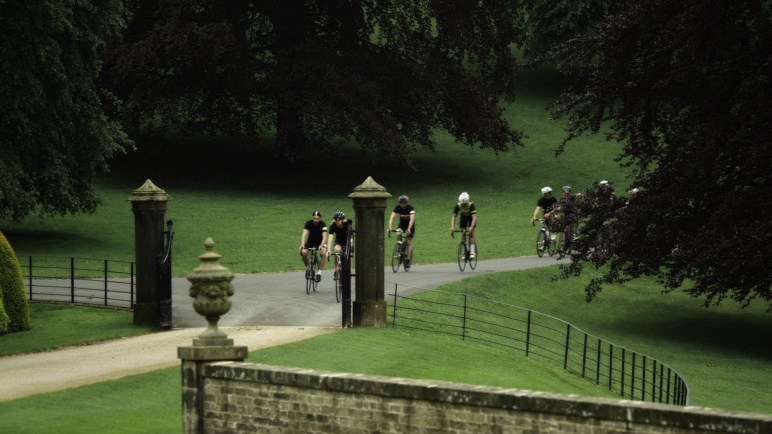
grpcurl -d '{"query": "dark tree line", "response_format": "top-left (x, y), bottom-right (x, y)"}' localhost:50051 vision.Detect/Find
top-left (552, 0), bottom-right (772, 310)
top-left (99, 0), bottom-right (524, 163)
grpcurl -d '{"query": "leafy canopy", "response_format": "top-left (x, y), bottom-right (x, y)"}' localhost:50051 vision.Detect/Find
top-left (100, 0), bottom-right (523, 163)
top-left (0, 0), bottom-right (133, 221)
top-left (552, 0), bottom-right (772, 310)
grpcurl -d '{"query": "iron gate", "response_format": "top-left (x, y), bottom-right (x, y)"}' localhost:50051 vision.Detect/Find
top-left (157, 219), bottom-right (174, 329)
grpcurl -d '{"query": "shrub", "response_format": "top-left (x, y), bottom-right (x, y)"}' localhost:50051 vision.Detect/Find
top-left (0, 295), bottom-right (8, 333)
top-left (0, 231), bottom-right (30, 333)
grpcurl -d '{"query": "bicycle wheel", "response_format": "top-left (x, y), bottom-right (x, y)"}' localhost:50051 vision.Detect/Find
top-left (536, 230), bottom-right (546, 257)
top-left (310, 257), bottom-right (319, 292)
top-left (457, 242), bottom-right (467, 271)
top-left (391, 243), bottom-right (401, 273)
top-left (334, 269), bottom-right (341, 303)
top-left (469, 243), bottom-right (478, 270)
top-left (547, 231), bottom-right (558, 256)
top-left (305, 263), bottom-right (313, 294)
top-left (556, 231), bottom-right (566, 259)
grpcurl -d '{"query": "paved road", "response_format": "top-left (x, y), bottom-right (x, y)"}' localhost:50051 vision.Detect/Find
top-left (172, 256), bottom-right (557, 328)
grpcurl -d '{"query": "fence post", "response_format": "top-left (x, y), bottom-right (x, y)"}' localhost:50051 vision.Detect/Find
top-left (70, 257), bottom-right (75, 303)
top-left (595, 338), bottom-right (601, 385)
top-left (563, 324), bottom-right (571, 370)
top-left (28, 256), bottom-right (33, 300)
top-left (641, 355), bottom-right (646, 401)
top-left (104, 260), bottom-right (109, 306)
top-left (391, 284), bottom-right (398, 328)
top-left (462, 295), bottom-right (468, 340)
top-left (608, 343), bottom-right (614, 390)
top-left (525, 310), bottom-right (532, 356)
top-left (581, 333), bottom-right (588, 378)
top-left (630, 352), bottom-right (637, 399)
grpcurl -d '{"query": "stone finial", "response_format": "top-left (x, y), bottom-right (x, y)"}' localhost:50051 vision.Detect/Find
top-left (128, 179), bottom-right (171, 202)
top-left (187, 238), bottom-right (235, 346)
top-left (348, 176), bottom-right (392, 199)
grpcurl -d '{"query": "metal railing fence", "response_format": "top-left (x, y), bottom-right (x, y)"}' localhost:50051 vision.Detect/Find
top-left (23, 256), bottom-right (135, 310)
top-left (388, 284), bottom-right (690, 406)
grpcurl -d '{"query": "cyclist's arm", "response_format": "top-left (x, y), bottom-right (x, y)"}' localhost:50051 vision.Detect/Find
top-left (531, 206), bottom-right (542, 223)
top-left (300, 228), bottom-right (309, 250)
top-left (450, 213), bottom-right (457, 232)
top-left (320, 230), bottom-right (328, 250)
top-left (407, 213), bottom-right (415, 233)
top-left (388, 211), bottom-right (397, 231)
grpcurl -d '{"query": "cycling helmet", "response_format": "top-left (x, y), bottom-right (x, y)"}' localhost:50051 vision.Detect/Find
top-left (629, 188), bottom-right (639, 194)
top-left (458, 192), bottom-right (470, 204)
top-left (333, 211), bottom-right (345, 221)
top-left (398, 195), bottom-right (408, 204)
top-left (599, 180), bottom-right (609, 187)
top-left (562, 186), bottom-right (572, 192)
top-left (541, 186), bottom-right (552, 194)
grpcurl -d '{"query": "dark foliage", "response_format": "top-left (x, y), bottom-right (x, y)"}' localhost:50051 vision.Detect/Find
top-left (552, 0), bottom-right (772, 310)
top-left (0, 0), bottom-right (133, 221)
top-left (100, 0), bottom-right (523, 164)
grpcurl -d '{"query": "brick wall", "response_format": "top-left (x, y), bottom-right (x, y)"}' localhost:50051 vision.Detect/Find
top-left (196, 362), bottom-right (771, 434)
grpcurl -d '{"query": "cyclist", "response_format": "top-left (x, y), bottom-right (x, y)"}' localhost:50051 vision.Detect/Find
top-left (299, 211), bottom-right (327, 282)
top-left (327, 211), bottom-right (354, 271)
top-left (450, 192), bottom-right (477, 258)
top-left (531, 187), bottom-right (558, 248)
top-left (388, 195), bottom-right (416, 269)
top-left (556, 185), bottom-right (581, 240)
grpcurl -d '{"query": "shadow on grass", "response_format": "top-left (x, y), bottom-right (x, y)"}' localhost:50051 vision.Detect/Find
top-left (107, 135), bottom-right (501, 195)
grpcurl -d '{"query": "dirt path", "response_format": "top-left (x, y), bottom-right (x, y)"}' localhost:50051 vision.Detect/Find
top-left (0, 326), bottom-right (338, 402)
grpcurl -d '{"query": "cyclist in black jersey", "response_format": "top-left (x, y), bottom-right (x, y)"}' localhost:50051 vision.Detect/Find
top-left (450, 192), bottom-right (477, 258)
top-left (327, 211), bottom-right (354, 270)
top-left (299, 211), bottom-right (327, 281)
top-left (388, 195), bottom-right (416, 269)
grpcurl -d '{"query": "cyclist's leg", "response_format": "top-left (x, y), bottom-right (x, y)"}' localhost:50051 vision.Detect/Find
top-left (300, 247), bottom-right (310, 266)
top-left (406, 228), bottom-right (414, 262)
top-left (318, 246), bottom-right (327, 270)
top-left (468, 226), bottom-right (476, 256)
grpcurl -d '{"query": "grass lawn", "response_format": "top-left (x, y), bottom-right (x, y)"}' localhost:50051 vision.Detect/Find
top-left (1, 63), bottom-right (769, 433)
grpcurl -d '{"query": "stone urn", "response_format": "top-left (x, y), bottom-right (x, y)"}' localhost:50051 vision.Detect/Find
top-left (187, 238), bottom-right (235, 345)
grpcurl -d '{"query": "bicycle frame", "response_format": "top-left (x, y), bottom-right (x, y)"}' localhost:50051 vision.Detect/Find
top-left (452, 229), bottom-right (477, 272)
top-left (388, 229), bottom-right (409, 272)
top-left (305, 247), bottom-right (319, 294)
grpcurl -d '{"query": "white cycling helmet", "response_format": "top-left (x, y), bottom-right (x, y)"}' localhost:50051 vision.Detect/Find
top-left (458, 192), bottom-right (470, 204)
top-left (541, 186), bottom-right (552, 194)
top-left (599, 180), bottom-right (609, 187)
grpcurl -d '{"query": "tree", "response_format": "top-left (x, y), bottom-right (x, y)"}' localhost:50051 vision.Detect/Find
top-left (515, 0), bottom-right (616, 64)
top-left (100, 0), bottom-right (523, 163)
top-left (552, 0), bottom-right (772, 310)
top-left (0, 231), bottom-right (29, 334)
top-left (0, 0), bottom-right (133, 221)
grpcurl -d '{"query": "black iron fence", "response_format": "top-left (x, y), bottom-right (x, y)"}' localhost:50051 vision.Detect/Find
top-left (22, 256), bottom-right (135, 310)
top-left (388, 284), bottom-right (690, 406)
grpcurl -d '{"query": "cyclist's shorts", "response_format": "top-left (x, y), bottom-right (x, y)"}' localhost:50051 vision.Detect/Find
top-left (460, 215), bottom-right (477, 229)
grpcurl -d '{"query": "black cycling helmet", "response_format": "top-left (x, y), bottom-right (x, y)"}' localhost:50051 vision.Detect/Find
top-left (333, 211), bottom-right (345, 221)
top-left (398, 195), bottom-right (408, 204)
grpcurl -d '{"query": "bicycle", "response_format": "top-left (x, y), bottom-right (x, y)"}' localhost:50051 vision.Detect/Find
top-left (452, 229), bottom-right (477, 271)
top-left (555, 220), bottom-right (578, 259)
top-left (331, 253), bottom-right (343, 303)
top-left (388, 229), bottom-right (409, 272)
top-left (304, 247), bottom-right (320, 294)
top-left (533, 219), bottom-right (558, 257)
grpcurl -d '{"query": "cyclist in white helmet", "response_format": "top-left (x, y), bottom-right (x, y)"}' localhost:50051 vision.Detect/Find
top-left (388, 195), bottom-right (416, 269)
top-left (450, 192), bottom-right (477, 258)
top-left (531, 186), bottom-right (558, 225)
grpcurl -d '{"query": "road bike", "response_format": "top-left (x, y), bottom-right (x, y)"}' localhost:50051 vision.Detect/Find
top-left (452, 229), bottom-right (477, 272)
top-left (556, 221), bottom-right (578, 259)
top-left (388, 229), bottom-right (409, 272)
top-left (304, 247), bottom-right (320, 294)
top-left (533, 219), bottom-right (558, 257)
top-left (332, 253), bottom-right (343, 302)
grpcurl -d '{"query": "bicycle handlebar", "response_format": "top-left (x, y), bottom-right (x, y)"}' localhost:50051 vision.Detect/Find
top-left (451, 229), bottom-right (467, 239)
